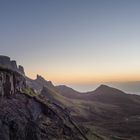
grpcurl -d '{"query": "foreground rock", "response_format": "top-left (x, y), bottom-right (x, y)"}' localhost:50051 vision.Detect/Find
top-left (0, 93), bottom-right (87, 140)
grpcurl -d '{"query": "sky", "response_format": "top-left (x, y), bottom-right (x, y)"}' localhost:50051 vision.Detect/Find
top-left (0, 0), bottom-right (140, 91)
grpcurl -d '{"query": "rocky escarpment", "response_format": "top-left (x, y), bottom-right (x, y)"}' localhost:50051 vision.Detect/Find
top-left (0, 56), bottom-right (26, 97)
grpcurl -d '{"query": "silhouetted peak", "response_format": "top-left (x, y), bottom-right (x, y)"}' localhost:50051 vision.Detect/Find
top-left (96, 84), bottom-right (112, 91)
top-left (98, 84), bottom-right (109, 89)
top-left (32, 74), bottom-right (54, 91)
top-left (36, 74), bottom-right (46, 81)
top-left (57, 85), bottom-right (71, 89)
top-left (94, 84), bottom-right (125, 95)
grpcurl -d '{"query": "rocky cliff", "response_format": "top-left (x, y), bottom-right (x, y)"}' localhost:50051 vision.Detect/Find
top-left (0, 56), bottom-right (26, 97)
top-left (0, 56), bottom-right (25, 75)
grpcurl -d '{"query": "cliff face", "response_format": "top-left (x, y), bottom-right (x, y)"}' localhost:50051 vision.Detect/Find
top-left (0, 56), bottom-right (26, 97)
top-left (0, 55), bottom-right (25, 75)
top-left (0, 69), bottom-right (26, 97)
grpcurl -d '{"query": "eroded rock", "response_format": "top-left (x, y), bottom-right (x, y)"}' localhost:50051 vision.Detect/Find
top-left (0, 70), bottom-right (26, 97)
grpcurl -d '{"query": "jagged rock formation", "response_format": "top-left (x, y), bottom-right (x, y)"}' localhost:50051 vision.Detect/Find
top-left (0, 70), bottom-right (26, 97)
top-left (0, 55), bottom-right (25, 75)
top-left (26, 75), bottom-right (54, 93)
top-left (0, 56), bottom-right (26, 97)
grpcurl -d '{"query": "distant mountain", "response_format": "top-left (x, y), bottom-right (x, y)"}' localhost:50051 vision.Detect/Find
top-left (84, 85), bottom-right (133, 103)
top-left (56, 85), bottom-right (82, 99)
top-left (56, 84), bottom-right (129, 103)
top-left (90, 84), bottom-right (125, 95)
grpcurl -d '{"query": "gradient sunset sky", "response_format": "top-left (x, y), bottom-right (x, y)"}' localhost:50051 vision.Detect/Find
top-left (1, 0), bottom-right (140, 91)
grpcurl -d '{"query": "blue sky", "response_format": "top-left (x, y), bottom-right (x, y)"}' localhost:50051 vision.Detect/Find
top-left (0, 0), bottom-right (140, 91)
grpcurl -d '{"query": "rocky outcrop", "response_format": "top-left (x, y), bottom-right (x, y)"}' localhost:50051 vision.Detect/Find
top-left (0, 55), bottom-right (25, 75)
top-left (26, 75), bottom-right (54, 93)
top-left (0, 69), bottom-right (26, 97)
top-left (0, 56), bottom-right (26, 97)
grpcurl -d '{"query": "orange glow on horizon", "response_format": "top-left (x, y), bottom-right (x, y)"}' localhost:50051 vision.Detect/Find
top-left (26, 70), bottom-right (140, 85)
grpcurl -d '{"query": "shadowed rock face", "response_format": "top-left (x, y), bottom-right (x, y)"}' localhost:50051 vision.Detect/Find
top-left (11, 60), bottom-right (18, 70)
top-left (0, 69), bottom-right (26, 97)
top-left (0, 56), bottom-right (12, 69)
top-left (0, 55), bottom-right (25, 75)
top-left (18, 65), bottom-right (25, 75)
top-left (0, 56), bottom-right (26, 96)
top-left (0, 56), bottom-right (11, 69)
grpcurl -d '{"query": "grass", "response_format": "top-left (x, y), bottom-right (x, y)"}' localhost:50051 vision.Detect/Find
top-left (22, 86), bottom-right (39, 97)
